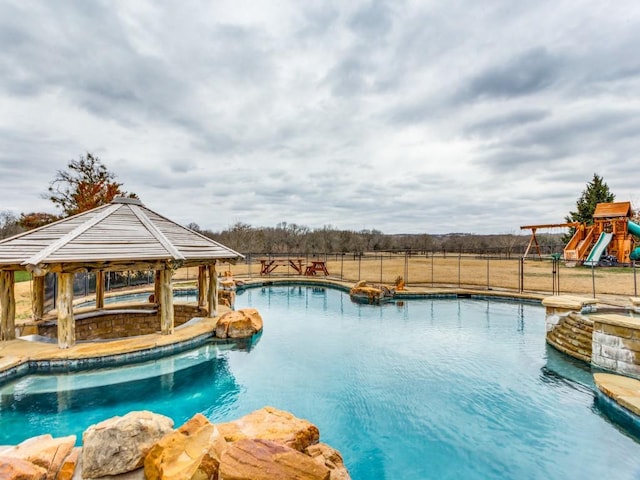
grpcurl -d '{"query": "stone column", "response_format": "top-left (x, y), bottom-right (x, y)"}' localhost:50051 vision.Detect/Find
top-left (57, 272), bottom-right (75, 348)
top-left (31, 274), bottom-right (45, 320)
top-left (207, 262), bottom-right (218, 317)
top-left (159, 269), bottom-right (174, 335)
top-left (0, 270), bottom-right (16, 341)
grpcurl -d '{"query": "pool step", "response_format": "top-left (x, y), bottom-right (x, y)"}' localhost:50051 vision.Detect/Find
top-left (547, 312), bottom-right (593, 363)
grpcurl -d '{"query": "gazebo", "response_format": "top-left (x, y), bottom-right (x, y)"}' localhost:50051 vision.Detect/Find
top-left (0, 197), bottom-right (243, 348)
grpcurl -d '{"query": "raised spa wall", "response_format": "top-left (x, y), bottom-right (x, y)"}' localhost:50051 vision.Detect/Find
top-left (543, 295), bottom-right (640, 378)
top-left (16, 290), bottom-right (237, 342)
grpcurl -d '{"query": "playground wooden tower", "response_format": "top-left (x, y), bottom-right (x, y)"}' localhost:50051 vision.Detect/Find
top-left (564, 201), bottom-right (639, 265)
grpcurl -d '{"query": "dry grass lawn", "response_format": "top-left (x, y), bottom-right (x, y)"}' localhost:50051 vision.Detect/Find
top-left (12, 254), bottom-right (638, 320)
top-left (224, 254), bottom-right (638, 297)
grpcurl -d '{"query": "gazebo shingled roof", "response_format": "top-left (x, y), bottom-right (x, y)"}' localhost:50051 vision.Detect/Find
top-left (0, 197), bottom-right (242, 347)
top-left (0, 197), bottom-right (243, 272)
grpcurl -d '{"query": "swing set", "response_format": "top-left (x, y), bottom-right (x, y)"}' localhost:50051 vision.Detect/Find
top-left (519, 222), bottom-right (581, 259)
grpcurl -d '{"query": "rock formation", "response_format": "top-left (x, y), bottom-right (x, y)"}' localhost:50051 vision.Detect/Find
top-left (219, 438), bottom-right (330, 480)
top-left (0, 434), bottom-right (76, 480)
top-left (144, 413), bottom-right (227, 480)
top-left (215, 308), bottom-right (263, 339)
top-left (81, 410), bottom-right (174, 478)
top-left (0, 406), bottom-right (350, 480)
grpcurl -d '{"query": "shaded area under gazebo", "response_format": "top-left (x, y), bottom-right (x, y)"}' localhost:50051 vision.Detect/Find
top-left (0, 197), bottom-right (243, 348)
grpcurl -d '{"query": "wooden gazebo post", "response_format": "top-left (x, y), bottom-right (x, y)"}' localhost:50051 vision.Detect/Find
top-left (198, 266), bottom-right (207, 308)
top-left (95, 271), bottom-right (105, 309)
top-left (0, 270), bottom-right (16, 341)
top-left (207, 261), bottom-right (218, 317)
top-left (31, 275), bottom-right (45, 320)
top-left (57, 272), bottom-right (75, 348)
top-left (158, 267), bottom-right (174, 335)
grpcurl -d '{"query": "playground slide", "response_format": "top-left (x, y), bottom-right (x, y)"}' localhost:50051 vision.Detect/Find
top-left (583, 232), bottom-right (613, 266)
top-left (564, 225), bottom-right (595, 261)
top-left (630, 220), bottom-right (640, 260)
top-left (629, 220), bottom-right (640, 238)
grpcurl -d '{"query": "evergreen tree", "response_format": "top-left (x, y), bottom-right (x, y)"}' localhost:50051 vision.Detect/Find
top-left (563, 173), bottom-right (615, 242)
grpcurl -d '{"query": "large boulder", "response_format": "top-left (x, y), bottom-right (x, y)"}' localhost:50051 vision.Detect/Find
top-left (216, 406), bottom-right (319, 452)
top-left (215, 308), bottom-right (263, 339)
top-left (219, 438), bottom-right (330, 480)
top-left (81, 410), bottom-right (174, 478)
top-left (0, 433), bottom-right (76, 480)
top-left (0, 456), bottom-right (47, 480)
top-left (349, 281), bottom-right (395, 304)
top-left (305, 443), bottom-right (351, 480)
top-left (144, 413), bottom-right (227, 480)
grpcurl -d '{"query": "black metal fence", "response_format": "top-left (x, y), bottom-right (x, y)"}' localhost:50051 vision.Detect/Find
top-left (44, 271), bottom-right (155, 310)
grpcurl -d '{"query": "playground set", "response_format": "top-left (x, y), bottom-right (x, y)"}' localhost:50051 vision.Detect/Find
top-left (521, 201), bottom-right (640, 266)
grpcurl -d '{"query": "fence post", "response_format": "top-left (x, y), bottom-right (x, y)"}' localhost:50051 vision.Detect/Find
top-left (591, 264), bottom-right (596, 298)
top-left (431, 252), bottom-right (434, 287)
top-left (404, 251), bottom-right (409, 285)
top-left (634, 260), bottom-right (637, 296)
top-left (519, 257), bottom-right (524, 293)
top-left (341, 253), bottom-right (344, 280)
top-left (458, 253), bottom-right (461, 288)
top-left (379, 253), bottom-right (383, 285)
top-left (486, 256), bottom-right (490, 290)
top-left (358, 254), bottom-right (362, 281)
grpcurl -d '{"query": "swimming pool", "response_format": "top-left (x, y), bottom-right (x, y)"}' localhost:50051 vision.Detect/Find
top-left (1, 286), bottom-right (639, 479)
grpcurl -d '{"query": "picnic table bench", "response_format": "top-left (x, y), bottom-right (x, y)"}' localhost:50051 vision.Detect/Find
top-left (304, 261), bottom-right (329, 276)
top-left (260, 258), bottom-right (305, 275)
top-left (259, 258), bottom-right (330, 276)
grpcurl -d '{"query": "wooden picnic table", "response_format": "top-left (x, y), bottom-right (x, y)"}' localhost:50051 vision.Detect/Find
top-left (304, 260), bottom-right (329, 276)
top-left (260, 258), bottom-right (305, 275)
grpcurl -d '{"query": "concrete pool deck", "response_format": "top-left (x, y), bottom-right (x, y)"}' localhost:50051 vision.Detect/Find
top-left (0, 310), bottom-right (225, 380)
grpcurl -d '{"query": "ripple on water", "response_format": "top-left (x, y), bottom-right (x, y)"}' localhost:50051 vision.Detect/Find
top-left (1, 288), bottom-right (640, 480)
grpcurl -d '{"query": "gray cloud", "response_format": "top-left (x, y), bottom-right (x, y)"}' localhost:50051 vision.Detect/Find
top-left (463, 47), bottom-right (561, 100)
top-left (1, 0), bottom-right (639, 234)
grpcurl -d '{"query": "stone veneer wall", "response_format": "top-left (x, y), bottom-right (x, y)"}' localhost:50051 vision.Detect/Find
top-left (543, 295), bottom-right (640, 380)
top-left (592, 314), bottom-right (640, 379)
top-left (36, 304), bottom-right (208, 341)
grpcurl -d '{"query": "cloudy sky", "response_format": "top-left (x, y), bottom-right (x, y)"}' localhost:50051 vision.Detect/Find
top-left (1, 1), bottom-right (639, 235)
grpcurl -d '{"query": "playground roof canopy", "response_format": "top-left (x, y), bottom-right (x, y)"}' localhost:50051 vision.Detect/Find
top-left (0, 197), bottom-right (243, 273)
top-left (593, 201), bottom-right (632, 219)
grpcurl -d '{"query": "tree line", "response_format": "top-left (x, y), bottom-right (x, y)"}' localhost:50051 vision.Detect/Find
top-left (0, 157), bottom-right (623, 257)
top-left (189, 221), bottom-right (565, 256)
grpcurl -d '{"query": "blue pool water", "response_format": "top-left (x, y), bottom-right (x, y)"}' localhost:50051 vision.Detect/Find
top-left (2, 286), bottom-right (640, 479)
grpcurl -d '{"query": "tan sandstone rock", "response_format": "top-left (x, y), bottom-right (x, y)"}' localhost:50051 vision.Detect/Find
top-left (219, 290), bottom-right (236, 308)
top-left (219, 438), bottom-right (330, 480)
top-left (81, 410), bottom-right (174, 478)
top-left (305, 443), bottom-right (351, 480)
top-left (1, 433), bottom-right (76, 480)
top-left (0, 456), bottom-right (47, 480)
top-left (56, 447), bottom-right (80, 480)
top-left (215, 308), bottom-right (263, 339)
top-left (144, 413), bottom-right (227, 480)
top-left (216, 406), bottom-right (320, 452)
